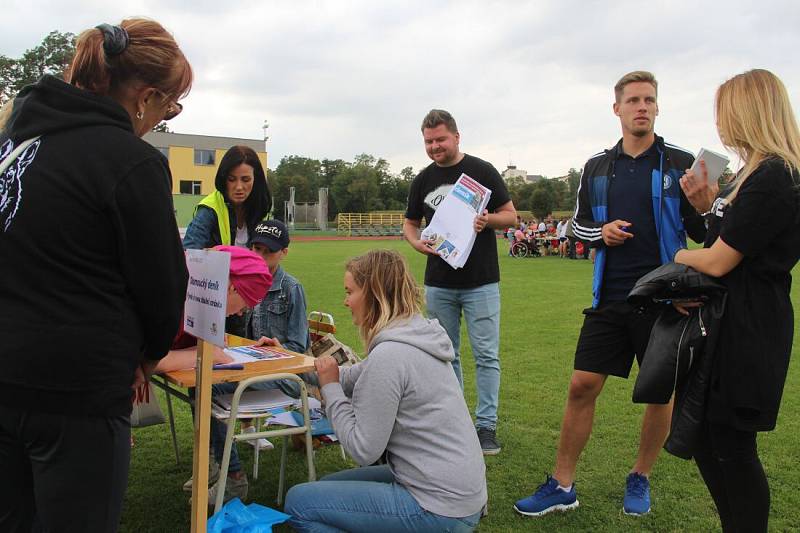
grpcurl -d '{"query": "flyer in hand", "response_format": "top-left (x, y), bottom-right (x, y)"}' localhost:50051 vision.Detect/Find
top-left (421, 173), bottom-right (491, 269)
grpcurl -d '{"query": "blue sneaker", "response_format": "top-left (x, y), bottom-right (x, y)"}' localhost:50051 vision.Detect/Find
top-left (514, 475), bottom-right (579, 517)
top-left (623, 472), bottom-right (651, 515)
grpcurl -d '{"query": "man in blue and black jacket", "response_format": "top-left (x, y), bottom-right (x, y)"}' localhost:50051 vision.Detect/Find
top-left (515, 71), bottom-right (710, 518)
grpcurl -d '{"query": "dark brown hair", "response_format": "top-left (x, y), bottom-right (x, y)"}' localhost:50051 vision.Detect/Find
top-left (65, 18), bottom-right (192, 101)
top-left (421, 109), bottom-right (458, 134)
top-left (214, 146), bottom-right (272, 230)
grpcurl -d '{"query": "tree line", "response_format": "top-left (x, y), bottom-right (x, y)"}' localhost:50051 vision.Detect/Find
top-left (270, 155), bottom-right (582, 221)
top-left (506, 167), bottom-right (581, 220)
top-left (269, 154), bottom-right (415, 220)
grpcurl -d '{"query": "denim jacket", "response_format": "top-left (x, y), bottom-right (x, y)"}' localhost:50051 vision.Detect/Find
top-left (183, 203), bottom-right (250, 250)
top-left (247, 266), bottom-right (310, 353)
top-left (183, 205), bottom-right (225, 249)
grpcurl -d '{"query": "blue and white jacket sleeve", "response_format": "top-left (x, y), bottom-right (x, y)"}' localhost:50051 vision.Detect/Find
top-left (571, 167), bottom-right (604, 246)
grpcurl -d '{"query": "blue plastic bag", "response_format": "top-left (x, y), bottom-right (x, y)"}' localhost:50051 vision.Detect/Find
top-left (207, 498), bottom-right (291, 533)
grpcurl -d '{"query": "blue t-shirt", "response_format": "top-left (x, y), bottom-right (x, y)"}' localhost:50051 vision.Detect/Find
top-left (602, 143), bottom-right (661, 303)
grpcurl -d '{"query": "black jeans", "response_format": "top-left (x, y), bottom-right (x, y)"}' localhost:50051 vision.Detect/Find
top-left (0, 405), bottom-right (130, 533)
top-left (694, 422), bottom-right (769, 533)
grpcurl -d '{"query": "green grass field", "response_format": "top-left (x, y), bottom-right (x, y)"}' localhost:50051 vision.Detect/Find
top-left (123, 240), bottom-right (800, 532)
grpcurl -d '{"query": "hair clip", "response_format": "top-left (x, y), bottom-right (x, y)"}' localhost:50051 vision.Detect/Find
top-left (95, 23), bottom-right (129, 56)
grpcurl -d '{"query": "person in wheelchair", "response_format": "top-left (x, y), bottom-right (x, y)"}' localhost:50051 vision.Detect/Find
top-left (511, 228), bottom-right (541, 258)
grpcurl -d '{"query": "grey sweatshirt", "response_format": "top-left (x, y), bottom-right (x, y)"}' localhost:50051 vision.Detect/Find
top-left (321, 314), bottom-right (487, 518)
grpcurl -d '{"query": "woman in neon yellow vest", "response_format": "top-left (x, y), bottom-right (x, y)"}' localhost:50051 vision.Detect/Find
top-left (183, 145), bottom-right (271, 249)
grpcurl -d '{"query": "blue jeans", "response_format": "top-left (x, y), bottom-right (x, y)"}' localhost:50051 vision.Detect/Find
top-left (284, 465), bottom-right (480, 532)
top-left (425, 283), bottom-right (501, 429)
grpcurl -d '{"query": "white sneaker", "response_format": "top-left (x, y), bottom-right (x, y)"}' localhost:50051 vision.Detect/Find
top-left (241, 425), bottom-right (274, 450)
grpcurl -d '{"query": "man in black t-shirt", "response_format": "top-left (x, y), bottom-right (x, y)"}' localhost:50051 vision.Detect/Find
top-left (404, 109), bottom-right (516, 455)
top-left (514, 72), bottom-right (710, 518)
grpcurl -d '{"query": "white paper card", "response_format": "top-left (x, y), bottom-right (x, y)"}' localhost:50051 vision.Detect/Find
top-left (184, 249), bottom-right (230, 347)
top-left (690, 148), bottom-right (730, 184)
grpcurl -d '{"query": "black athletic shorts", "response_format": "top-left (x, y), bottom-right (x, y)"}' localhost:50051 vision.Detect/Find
top-left (574, 300), bottom-right (659, 378)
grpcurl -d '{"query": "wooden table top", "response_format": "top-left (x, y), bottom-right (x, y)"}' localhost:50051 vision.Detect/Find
top-left (161, 334), bottom-right (316, 388)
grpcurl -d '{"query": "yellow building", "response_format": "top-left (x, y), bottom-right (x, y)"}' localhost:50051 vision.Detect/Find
top-left (143, 131), bottom-right (268, 196)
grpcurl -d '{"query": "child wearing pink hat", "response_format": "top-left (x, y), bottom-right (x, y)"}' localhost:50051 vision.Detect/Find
top-left (156, 245), bottom-right (272, 369)
top-left (153, 245), bottom-right (272, 503)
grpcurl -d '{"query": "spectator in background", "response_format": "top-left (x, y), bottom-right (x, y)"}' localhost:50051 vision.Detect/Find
top-left (558, 218), bottom-right (569, 257)
top-left (506, 226), bottom-right (516, 256)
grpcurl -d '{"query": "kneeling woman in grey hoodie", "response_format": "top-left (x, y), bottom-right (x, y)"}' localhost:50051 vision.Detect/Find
top-left (284, 249), bottom-right (487, 532)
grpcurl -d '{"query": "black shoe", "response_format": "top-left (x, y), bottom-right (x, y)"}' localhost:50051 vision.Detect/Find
top-left (477, 427), bottom-right (501, 455)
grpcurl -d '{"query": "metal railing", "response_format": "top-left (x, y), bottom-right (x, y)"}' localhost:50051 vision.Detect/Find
top-left (337, 212), bottom-right (405, 236)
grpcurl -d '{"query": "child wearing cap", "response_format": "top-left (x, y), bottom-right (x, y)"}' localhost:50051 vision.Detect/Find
top-left (247, 220), bottom-right (311, 357)
top-left (236, 220), bottom-right (311, 447)
top-left (199, 220), bottom-right (312, 502)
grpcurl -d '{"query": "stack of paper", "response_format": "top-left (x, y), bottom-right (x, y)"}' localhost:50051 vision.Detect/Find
top-left (421, 173), bottom-right (492, 269)
top-left (211, 389), bottom-right (321, 419)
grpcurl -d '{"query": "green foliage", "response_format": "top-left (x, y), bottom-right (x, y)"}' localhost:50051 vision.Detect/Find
top-left (509, 176), bottom-right (573, 220)
top-left (566, 167), bottom-right (581, 208)
top-left (332, 161), bottom-right (380, 213)
top-left (529, 187), bottom-right (556, 220)
top-left (271, 154), bottom-right (413, 220)
top-left (0, 30), bottom-right (75, 105)
top-left (124, 239), bottom-right (800, 532)
top-left (270, 156), bottom-right (324, 220)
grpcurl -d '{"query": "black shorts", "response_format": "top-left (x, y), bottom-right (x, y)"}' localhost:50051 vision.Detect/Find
top-left (574, 300), bottom-right (658, 378)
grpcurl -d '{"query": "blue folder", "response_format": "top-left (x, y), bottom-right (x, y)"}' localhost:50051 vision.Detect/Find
top-left (290, 408), bottom-right (334, 436)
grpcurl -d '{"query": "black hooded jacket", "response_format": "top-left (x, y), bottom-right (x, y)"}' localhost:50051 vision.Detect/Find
top-left (627, 263), bottom-right (727, 459)
top-left (0, 76), bottom-right (188, 417)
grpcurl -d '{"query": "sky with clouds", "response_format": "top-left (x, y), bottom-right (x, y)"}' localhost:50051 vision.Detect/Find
top-left (2, 0), bottom-right (798, 177)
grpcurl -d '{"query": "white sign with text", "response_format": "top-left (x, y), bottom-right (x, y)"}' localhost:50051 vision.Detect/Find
top-left (184, 249), bottom-right (230, 347)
